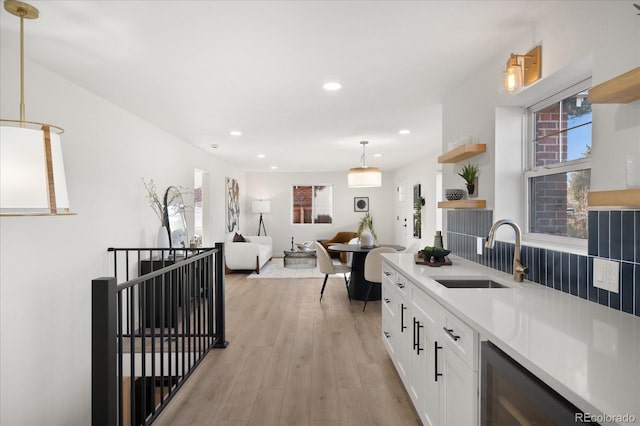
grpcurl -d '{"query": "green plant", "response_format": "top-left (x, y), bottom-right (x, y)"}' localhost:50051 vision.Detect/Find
top-left (458, 163), bottom-right (479, 184)
top-left (415, 196), bottom-right (425, 236)
top-left (357, 213), bottom-right (377, 241)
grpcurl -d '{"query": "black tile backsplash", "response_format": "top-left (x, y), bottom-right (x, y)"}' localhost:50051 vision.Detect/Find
top-left (447, 209), bottom-right (639, 317)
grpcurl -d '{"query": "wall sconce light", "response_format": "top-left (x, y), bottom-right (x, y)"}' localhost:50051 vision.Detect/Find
top-left (504, 46), bottom-right (542, 93)
top-left (1, 0), bottom-right (73, 216)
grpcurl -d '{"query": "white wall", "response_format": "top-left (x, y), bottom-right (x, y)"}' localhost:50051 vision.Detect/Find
top-left (245, 171), bottom-right (395, 254)
top-left (0, 46), bottom-right (243, 425)
top-left (390, 113), bottom-right (443, 250)
top-left (442, 2), bottom-right (640, 242)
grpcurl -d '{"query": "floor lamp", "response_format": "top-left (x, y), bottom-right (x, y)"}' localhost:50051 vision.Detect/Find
top-left (252, 200), bottom-right (270, 236)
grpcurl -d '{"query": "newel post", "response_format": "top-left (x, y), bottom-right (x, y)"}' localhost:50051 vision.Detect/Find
top-left (92, 277), bottom-right (117, 426)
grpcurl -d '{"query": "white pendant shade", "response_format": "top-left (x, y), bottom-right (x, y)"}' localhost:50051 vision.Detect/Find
top-left (347, 167), bottom-right (382, 188)
top-left (0, 125), bottom-right (71, 215)
top-left (347, 140), bottom-right (382, 188)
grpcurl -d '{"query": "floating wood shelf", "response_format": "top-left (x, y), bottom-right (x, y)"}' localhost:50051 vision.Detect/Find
top-left (438, 200), bottom-right (486, 209)
top-left (438, 144), bottom-right (486, 164)
top-left (588, 189), bottom-right (640, 207)
top-left (590, 67), bottom-right (640, 104)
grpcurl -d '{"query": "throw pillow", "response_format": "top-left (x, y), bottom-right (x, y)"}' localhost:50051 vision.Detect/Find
top-left (233, 233), bottom-right (246, 242)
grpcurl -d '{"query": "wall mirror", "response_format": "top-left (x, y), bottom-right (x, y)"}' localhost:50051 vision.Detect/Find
top-left (164, 186), bottom-right (188, 249)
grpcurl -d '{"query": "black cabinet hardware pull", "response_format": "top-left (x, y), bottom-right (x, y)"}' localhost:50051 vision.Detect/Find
top-left (435, 342), bottom-right (443, 381)
top-left (397, 282), bottom-right (404, 289)
top-left (401, 304), bottom-right (407, 331)
top-left (416, 321), bottom-right (424, 354)
top-left (384, 297), bottom-right (391, 304)
top-left (443, 327), bottom-right (460, 341)
top-left (412, 318), bottom-right (417, 350)
top-left (384, 271), bottom-right (391, 276)
top-left (384, 331), bottom-right (391, 339)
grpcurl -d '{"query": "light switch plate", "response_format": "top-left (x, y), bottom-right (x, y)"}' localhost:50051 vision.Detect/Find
top-left (477, 237), bottom-right (483, 255)
top-left (593, 258), bottom-right (619, 293)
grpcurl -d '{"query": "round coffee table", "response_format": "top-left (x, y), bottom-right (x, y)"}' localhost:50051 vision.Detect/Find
top-left (283, 249), bottom-right (317, 269)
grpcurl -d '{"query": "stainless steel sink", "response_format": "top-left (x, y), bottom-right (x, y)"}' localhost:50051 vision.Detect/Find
top-left (435, 279), bottom-right (507, 289)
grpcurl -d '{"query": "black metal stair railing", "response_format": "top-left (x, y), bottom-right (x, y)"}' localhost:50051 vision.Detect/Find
top-left (92, 243), bottom-right (227, 426)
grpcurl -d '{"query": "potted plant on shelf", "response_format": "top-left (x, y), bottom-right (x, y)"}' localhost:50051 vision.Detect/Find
top-left (357, 213), bottom-right (377, 247)
top-left (458, 163), bottom-right (479, 196)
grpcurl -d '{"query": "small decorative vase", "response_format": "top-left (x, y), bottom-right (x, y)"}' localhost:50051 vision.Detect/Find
top-left (360, 227), bottom-right (374, 248)
top-left (466, 183), bottom-right (475, 196)
top-left (157, 225), bottom-right (170, 257)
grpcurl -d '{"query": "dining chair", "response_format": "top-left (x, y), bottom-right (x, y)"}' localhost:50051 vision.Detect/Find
top-left (363, 247), bottom-right (397, 311)
top-left (315, 242), bottom-right (352, 302)
top-left (344, 237), bottom-right (360, 266)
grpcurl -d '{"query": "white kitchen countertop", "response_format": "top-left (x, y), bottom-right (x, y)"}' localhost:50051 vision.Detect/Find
top-left (382, 253), bottom-right (640, 426)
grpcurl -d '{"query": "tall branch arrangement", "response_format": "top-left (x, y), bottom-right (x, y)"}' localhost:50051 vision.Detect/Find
top-left (142, 178), bottom-right (166, 226)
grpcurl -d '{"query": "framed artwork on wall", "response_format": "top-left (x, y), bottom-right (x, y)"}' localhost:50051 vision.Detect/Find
top-left (413, 184), bottom-right (423, 239)
top-left (354, 197), bottom-right (369, 212)
top-left (225, 177), bottom-right (239, 233)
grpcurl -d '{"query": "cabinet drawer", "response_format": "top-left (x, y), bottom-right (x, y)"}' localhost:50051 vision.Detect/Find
top-left (412, 286), bottom-right (444, 329)
top-left (382, 315), bottom-right (394, 358)
top-left (394, 272), bottom-right (409, 297)
top-left (381, 281), bottom-right (395, 318)
top-left (382, 263), bottom-right (396, 282)
top-left (442, 312), bottom-right (477, 369)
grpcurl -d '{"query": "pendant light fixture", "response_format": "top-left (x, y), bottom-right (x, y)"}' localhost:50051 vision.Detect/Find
top-left (347, 141), bottom-right (382, 188)
top-left (1, 0), bottom-right (72, 216)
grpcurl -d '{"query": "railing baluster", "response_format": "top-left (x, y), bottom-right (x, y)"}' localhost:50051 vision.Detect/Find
top-left (117, 290), bottom-right (124, 426)
top-left (129, 286), bottom-right (136, 426)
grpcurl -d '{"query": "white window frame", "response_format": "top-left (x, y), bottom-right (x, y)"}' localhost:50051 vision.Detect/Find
top-left (523, 78), bottom-right (591, 251)
top-left (291, 184), bottom-right (333, 225)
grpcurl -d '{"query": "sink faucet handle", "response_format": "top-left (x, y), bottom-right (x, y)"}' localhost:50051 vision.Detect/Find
top-left (484, 235), bottom-right (495, 249)
top-left (515, 262), bottom-right (528, 275)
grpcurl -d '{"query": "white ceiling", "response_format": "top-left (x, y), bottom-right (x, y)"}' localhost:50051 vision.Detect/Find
top-left (0, 0), bottom-right (562, 173)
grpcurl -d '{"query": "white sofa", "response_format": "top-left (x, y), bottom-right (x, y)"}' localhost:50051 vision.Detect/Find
top-left (225, 233), bottom-right (273, 274)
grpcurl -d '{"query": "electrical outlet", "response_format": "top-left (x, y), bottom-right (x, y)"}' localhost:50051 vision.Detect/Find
top-left (593, 258), bottom-right (619, 293)
top-left (477, 237), bottom-right (483, 255)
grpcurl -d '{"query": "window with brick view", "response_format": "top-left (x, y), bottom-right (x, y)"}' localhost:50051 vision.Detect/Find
top-left (528, 87), bottom-right (591, 239)
top-left (292, 185), bottom-right (333, 224)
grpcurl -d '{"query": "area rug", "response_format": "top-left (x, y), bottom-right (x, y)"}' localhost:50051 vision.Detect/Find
top-left (247, 257), bottom-right (328, 279)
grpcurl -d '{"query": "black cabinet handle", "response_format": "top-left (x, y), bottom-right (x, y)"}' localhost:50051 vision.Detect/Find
top-left (384, 331), bottom-right (391, 339)
top-left (396, 282), bottom-right (405, 289)
top-left (384, 297), bottom-right (391, 304)
top-left (443, 327), bottom-right (460, 341)
top-left (416, 320), bottom-right (424, 354)
top-left (384, 271), bottom-right (391, 276)
top-left (401, 304), bottom-right (407, 331)
top-left (435, 342), bottom-right (443, 381)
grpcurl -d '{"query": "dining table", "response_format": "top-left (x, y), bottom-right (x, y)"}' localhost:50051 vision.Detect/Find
top-left (328, 243), bottom-right (405, 301)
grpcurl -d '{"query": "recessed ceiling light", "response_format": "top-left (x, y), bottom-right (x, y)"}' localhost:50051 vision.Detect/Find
top-left (373, 153), bottom-right (382, 158)
top-left (323, 81), bottom-right (342, 91)
top-left (257, 154), bottom-right (266, 158)
top-left (270, 165), bottom-right (278, 170)
top-left (399, 129), bottom-right (411, 135)
top-left (230, 130), bottom-right (242, 136)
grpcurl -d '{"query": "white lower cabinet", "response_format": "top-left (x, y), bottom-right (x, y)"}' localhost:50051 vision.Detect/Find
top-left (441, 342), bottom-right (476, 426)
top-left (381, 262), bottom-right (478, 426)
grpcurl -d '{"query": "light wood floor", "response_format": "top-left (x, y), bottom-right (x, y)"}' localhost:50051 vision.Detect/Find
top-left (154, 273), bottom-right (420, 426)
